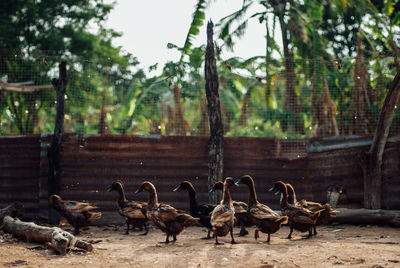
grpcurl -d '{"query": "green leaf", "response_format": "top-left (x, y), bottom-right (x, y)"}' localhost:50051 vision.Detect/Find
top-left (179, 0), bottom-right (207, 65)
top-left (392, 12), bottom-right (400, 25)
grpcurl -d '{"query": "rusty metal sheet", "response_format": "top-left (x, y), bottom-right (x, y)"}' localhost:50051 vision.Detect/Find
top-left (2, 134), bottom-right (400, 226)
top-left (0, 135), bottom-right (41, 219)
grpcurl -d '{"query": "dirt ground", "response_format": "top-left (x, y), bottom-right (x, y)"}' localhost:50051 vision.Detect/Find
top-left (0, 223), bottom-right (399, 268)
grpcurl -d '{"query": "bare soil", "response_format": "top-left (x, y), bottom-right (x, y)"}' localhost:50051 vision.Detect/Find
top-left (0, 224), bottom-right (399, 268)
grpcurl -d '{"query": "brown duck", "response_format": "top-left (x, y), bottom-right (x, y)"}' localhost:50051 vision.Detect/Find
top-left (210, 177), bottom-right (237, 245)
top-left (107, 180), bottom-right (149, 235)
top-left (270, 181), bottom-right (320, 239)
top-left (210, 181), bottom-right (251, 236)
top-left (236, 175), bottom-right (288, 243)
top-left (286, 183), bottom-right (338, 235)
top-left (49, 194), bottom-right (101, 235)
top-left (135, 181), bottom-right (198, 243)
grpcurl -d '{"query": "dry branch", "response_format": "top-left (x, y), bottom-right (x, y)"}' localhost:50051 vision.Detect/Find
top-left (0, 81), bottom-right (53, 93)
top-left (1, 216), bottom-right (93, 255)
top-left (0, 202), bottom-right (24, 221)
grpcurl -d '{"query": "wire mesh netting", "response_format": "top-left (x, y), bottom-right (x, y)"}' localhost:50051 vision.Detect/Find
top-left (0, 49), bottom-right (399, 144)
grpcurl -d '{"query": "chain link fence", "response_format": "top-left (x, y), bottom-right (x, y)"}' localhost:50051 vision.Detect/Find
top-left (1, 49), bottom-right (399, 145)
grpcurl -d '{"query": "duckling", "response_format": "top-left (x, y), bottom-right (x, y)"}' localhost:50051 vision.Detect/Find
top-left (49, 194), bottom-right (101, 235)
top-left (173, 181), bottom-right (215, 239)
top-left (106, 180), bottom-right (149, 235)
top-left (135, 181), bottom-right (199, 243)
top-left (210, 181), bottom-right (251, 236)
top-left (286, 183), bottom-right (338, 235)
top-left (269, 181), bottom-right (320, 239)
top-left (236, 175), bottom-right (288, 243)
top-left (210, 177), bottom-right (237, 245)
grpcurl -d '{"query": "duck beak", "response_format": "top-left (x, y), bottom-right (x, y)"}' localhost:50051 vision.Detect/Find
top-left (268, 186), bottom-right (275, 192)
top-left (173, 185), bottom-right (181, 192)
top-left (234, 181), bottom-right (240, 186)
top-left (134, 188), bottom-right (143, 194)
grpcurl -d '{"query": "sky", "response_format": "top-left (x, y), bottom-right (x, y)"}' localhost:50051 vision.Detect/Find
top-left (104, 0), bottom-right (278, 74)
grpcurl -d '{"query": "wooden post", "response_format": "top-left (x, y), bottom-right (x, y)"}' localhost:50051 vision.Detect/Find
top-left (47, 62), bottom-right (67, 224)
top-left (205, 21), bottom-right (224, 204)
top-left (363, 71), bottom-right (400, 209)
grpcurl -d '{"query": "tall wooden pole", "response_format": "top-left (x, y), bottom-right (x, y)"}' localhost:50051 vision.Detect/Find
top-left (47, 61), bottom-right (67, 224)
top-left (363, 71), bottom-right (400, 209)
top-left (205, 21), bottom-right (224, 204)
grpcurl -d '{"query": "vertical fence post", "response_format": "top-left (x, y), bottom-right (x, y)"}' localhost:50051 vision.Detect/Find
top-left (205, 21), bottom-right (224, 204)
top-left (47, 61), bottom-right (67, 224)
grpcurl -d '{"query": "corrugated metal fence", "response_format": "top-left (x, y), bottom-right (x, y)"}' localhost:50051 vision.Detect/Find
top-left (1, 134), bottom-right (399, 225)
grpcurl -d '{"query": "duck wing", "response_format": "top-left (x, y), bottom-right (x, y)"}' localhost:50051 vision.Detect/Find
top-left (120, 201), bottom-right (147, 219)
top-left (250, 203), bottom-right (280, 220)
top-left (233, 201), bottom-right (247, 214)
top-left (210, 204), bottom-right (234, 227)
top-left (285, 206), bottom-right (318, 225)
top-left (154, 203), bottom-right (181, 222)
top-left (66, 201), bottom-right (99, 213)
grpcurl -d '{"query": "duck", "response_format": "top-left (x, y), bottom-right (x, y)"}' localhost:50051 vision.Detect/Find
top-left (210, 181), bottom-right (251, 236)
top-left (173, 181), bottom-right (215, 239)
top-left (48, 194), bottom-right (101, 235)
top-left (135, 181), bottom-right (199, 243)
top-left (236, 175), bottom-right (288, 243)
top-left (286, 183), bottom-right (338, 235)
top-left (106, 180), bottom-right (149, 235)
top-left (269, 181), bottom-right (320, 239)
top-left (210, 177), bottom-right (237, 245)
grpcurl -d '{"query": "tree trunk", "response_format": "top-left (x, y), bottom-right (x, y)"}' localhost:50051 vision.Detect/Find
top-left (205, 21), bottom-right (224, 204)
top-left (362, 71), bottom-right (400, 209)
top-left (48, 62), bottom-right (67, 224)
top-left (312, 76), bottom-right (339, 136)
top-left (238, 88), bottom-right (252, 127)
top-left (276, 9), bottom-right (301, 132)
top-left (172, 85), bottom-right (186, 136)
top-left (1, 216), bottom-right (93, 255)
top-left (166, 105), bottom-right (175, 135)
top-left (197, 97), bottom-right (209, 136)
top-left (98, 95), bottom-right (107, 134)
top-left (350, 34), bottom-right (369, 134)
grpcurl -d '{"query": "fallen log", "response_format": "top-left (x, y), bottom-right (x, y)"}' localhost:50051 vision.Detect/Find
top-left (331, 208), bottom-right (400, 227)
top-left (1, 216), bottom-right (93, 255)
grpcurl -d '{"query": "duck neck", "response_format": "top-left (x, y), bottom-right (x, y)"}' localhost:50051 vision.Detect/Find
top-left (221, 186), bottom-right (233, 207)
top-left (279, 186), bottom-right (289, 210)
top-left (287, 190), bottom-right (297, 205)
top-left (186, 188), bottom-right (198, 214)
top-left (246, 180), bottom-right (258, 206)
top-left (116, 185), bottom-right (127, 206)
top-left (147, 187), bottom-right (158, 207)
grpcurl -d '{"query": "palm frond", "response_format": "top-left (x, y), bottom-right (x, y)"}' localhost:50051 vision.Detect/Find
top-left (179, 0), bottom-right (207, 65)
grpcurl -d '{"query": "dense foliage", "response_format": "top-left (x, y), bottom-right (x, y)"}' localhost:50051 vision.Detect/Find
top-left (0, 0), bottom-right (399, 137)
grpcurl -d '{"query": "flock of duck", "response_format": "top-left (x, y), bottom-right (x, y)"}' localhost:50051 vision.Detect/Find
top-left (48, 175), bottom-right (338, 245)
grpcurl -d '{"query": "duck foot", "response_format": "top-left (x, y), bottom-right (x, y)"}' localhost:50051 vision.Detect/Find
top-left (313, 226), bottom-right (318, 236)
top-left (215, 236), bottom-right (224, 245)
top-left (239, 228), bottom-right (248, 237)
top-left (286, 227), bottom-right (293, 239)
